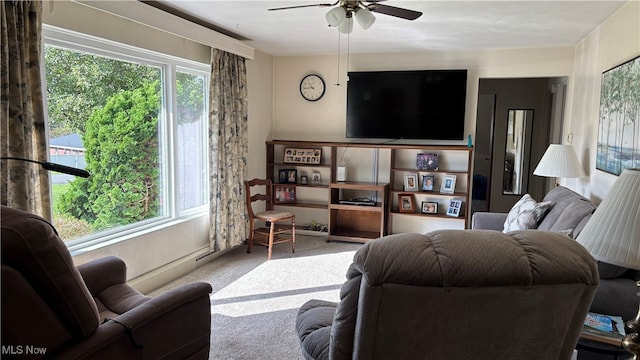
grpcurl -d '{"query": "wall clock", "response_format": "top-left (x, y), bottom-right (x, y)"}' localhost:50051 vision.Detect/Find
top-left (300, 74), bottom-right (326, 101)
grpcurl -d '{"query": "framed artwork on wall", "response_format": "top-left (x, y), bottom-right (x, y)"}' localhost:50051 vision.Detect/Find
top-left (596, 55), bottom-right (640, 175)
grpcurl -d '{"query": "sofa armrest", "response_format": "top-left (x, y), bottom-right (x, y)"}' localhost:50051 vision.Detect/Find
top-left (471, 212), bottom-right (507, 230)
top-left (77, 256), bottom-right (127, 296)
top-left (54, 281), bottom-right (213, 359)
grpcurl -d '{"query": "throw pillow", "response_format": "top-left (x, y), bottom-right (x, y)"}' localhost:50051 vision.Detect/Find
top-left (503, 194), bottom-right (554, 233)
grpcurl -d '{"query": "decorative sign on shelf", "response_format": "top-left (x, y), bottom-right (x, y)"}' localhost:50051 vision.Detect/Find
top-left (416, 153), bottom-right (439, 170)
top-left (284, 148), bottom-right (322, 165)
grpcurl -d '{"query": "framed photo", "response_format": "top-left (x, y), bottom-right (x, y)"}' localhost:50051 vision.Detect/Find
top-left (596, 55), bottom-right (640, 175)
top-left (398, 193), bottom-right (415, 213)
top-left (446, 199), bottom-right (462, 217)
top-left (421, 175), bottom-right (435, 191)
top-left (283, 148), bottom-right (322, 165)
top-left (403, 173), bottom-right (419, 191)
top-left (273, 184), bottom-right (296, 204)
top-left (279, 169), bottom-right (297, 184)
top-left (311, 172), bottom-right (321, 185)
top-left (421, 201), bottom-right (438, 214)
top-left (300, 175), bottom-right (308, 185)
top-left (278, 169), bottom-right (287, 183)
top-left (416, 153), bottom-right (439, 170)
top-left (440, 175), bottom-right (457, 194)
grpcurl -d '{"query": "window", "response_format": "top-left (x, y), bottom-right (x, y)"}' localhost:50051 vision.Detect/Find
top-left (44, 27), bottom-right (209, 244)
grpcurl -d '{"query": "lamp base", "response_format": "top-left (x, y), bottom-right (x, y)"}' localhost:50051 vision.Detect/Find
top-left (623, 332), bottom-right (640, 359)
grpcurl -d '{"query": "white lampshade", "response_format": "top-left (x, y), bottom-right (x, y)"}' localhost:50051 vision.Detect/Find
top-left (326, 6), bottom-right (347, 27)
top-left (533, 144), bottom-right (586, 178)
top-left (576, 168), bottom-right (640, 269)
top-left (354, 7), bottom-right (375, 30)
top-left (338, 16), bottom-right (353, 34)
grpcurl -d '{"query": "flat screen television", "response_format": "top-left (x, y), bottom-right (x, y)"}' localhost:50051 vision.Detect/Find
top-left (346, 69), bottom-right (467, 140)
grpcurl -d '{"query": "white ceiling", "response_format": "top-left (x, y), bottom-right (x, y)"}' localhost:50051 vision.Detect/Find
top-left (155, 1), bottom-right (628, 56)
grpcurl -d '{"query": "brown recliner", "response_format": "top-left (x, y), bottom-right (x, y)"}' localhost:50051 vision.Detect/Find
top-left (1, 206), bottom-right (212, 359)
top-left (296, 230), bottom-right (599, 360)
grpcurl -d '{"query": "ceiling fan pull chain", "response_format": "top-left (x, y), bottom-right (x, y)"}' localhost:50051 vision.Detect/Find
top-left (335, 32), bottom-right (342, 86)
top-left (346, 31), bottom-right (350, 82)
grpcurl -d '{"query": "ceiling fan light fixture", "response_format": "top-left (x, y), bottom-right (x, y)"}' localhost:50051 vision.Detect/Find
top-left (326, 6), bottom-right (347, 27)
top-left (354, 7), bottom-right (375, 30)
top-left (338, 15), bottom-right (353, 34)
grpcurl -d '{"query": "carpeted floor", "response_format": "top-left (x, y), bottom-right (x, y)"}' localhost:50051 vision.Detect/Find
top-left (148, 235), bottom-right (362, 360)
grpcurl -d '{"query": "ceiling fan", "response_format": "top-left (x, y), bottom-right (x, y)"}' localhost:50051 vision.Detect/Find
top-left (268, 1), bottom-right (422, 34)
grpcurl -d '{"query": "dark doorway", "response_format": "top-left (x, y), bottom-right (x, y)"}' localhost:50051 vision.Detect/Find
top-left (472, 77), bottom-right (567, 215)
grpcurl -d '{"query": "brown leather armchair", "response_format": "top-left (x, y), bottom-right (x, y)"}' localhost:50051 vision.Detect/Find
top-left (1, 206), bottom-right (212, 359)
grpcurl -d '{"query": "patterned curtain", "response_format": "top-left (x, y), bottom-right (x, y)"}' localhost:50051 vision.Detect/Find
top-left (208, 49), bottom-right (248, 252)
top-left (0, 0), bottom-right (51, 220)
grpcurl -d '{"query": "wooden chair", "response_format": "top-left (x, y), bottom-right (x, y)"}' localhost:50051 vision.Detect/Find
top-left (244, 178), bottom-right (295, 260)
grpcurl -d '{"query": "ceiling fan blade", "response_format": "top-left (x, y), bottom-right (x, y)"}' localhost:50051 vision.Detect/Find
top-left (268, 2), bottom-right (337, 11)
top-left (368, 3), bottom-right (422, 20)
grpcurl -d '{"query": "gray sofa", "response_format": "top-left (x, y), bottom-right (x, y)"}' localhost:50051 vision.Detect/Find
top-left (472, 186), bottom-right (640, 321)
top-left (296, 231), bottom-right (598, 360)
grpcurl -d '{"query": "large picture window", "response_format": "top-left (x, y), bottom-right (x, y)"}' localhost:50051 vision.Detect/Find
top-left (44, 27), bottom-right (209, 244)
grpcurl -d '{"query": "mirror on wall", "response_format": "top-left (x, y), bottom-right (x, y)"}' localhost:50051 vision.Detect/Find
top-left (503, 109), bottom-right (534, 195)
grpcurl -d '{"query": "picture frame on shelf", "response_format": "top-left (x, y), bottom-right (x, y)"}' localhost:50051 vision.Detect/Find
top-left (446, 199), bottom-right (462, 217)
top-left (421, 175), bottom-right (435, 191)
top-left (421, 201), bottom-right (438, 214)
top-left (279, 169), bottom-right (297, 184)
top-left (300, 175), bottom-right (308, 185)
top-left (404, 173), bottom-right (419, 191)
top-left (440, 175), bottom-right (457, 194)
top-left (398, 193), bottom-right (415, 213)
top-left (273, 184), bottom-right (296, 204)
top-left (283, 147), bottom-right (322, 165)
top-left (416, 153), bottom-right (439, 170)
top-left (311, 172), bottom-right (321, 185)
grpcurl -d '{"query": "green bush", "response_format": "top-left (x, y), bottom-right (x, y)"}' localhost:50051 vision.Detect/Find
top-left (58, 81), bottom-right (161, 231)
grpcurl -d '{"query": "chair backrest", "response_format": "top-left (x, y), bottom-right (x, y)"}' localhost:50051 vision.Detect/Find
top-left (244, 178), bottom-right (274, 218)
top-left (0, 206), bottom-right (100, 354)
top-left (1, 206), bottom-right (100, 352)
top-left (329, 230), bottom-right (599, 360)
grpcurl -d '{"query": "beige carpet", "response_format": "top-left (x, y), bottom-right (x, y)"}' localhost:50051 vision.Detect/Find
top-left (149, 235), bottom-right (362, 360)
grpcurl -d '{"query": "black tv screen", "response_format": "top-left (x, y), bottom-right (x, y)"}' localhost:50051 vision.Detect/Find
top-left (346, 69), bottom-right (467, 140)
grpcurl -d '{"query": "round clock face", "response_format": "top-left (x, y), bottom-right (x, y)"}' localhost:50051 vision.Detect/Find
top-left (300, 74), bottom-right (326, 101)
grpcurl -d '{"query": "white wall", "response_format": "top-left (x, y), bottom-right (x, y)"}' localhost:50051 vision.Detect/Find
top-left (567, 1), bottom-right (640, 203)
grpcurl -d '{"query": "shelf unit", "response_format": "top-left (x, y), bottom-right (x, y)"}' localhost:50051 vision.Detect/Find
top-left (266, 140), bottom-right (473, 240)
top-left (328, 181), bottom-right (389, 243)
top-left (388, 145), bottom-right (474, 230)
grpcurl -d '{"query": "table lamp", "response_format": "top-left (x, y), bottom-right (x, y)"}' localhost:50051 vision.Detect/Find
top-left (533, 144), bottom-right (586, 185)
top-left (576, 168), bottom-right (640, 357)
